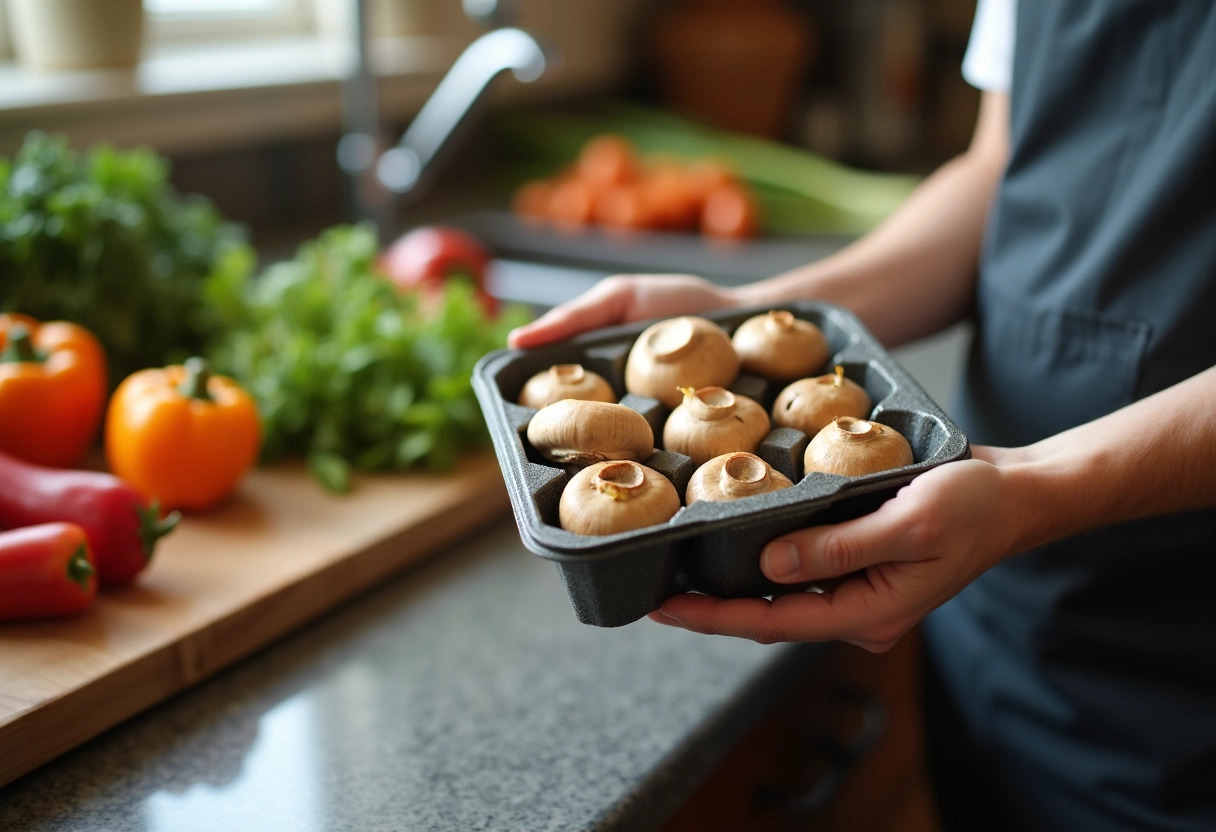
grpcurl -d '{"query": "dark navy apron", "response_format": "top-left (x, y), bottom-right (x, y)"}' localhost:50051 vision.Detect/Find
top-left (922, 2), bottom-right (1216, 830)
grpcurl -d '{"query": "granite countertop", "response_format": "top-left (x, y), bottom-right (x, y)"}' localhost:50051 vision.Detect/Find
top-left (0, 517), bottom-right (825, 832)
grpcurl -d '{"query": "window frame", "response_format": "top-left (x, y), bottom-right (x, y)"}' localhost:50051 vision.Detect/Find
top-left (144, 0), bottom-right (316, 44)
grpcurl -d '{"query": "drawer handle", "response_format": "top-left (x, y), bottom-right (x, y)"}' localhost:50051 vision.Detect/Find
top-left (753, 685), bottom-right (889, 817)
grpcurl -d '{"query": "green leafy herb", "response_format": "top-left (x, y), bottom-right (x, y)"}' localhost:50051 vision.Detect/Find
top-left (0, 132), bottom-right (254, 384)
top-left (205, 224), bottom-right (530, 491)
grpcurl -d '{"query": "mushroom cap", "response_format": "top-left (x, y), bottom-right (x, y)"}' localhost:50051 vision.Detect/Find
top-left (559, 460), bottom-right (681, 535)
top-left (771, 371), bottom-right (871, 437)
top-left (526, 399), bottom-right (654, 467)
top-left (662, 386), bottom-right (770, 467)
top-left (518, 363), bottom-right (616, 409)
top-left (685, 451), bottom-right (793, 504)
top-left (624, 316), bottom-right (739, 408)
top-left (731, 310), bottom-right (830, 381)
top-left (803, 417), bottom-right (914, 477)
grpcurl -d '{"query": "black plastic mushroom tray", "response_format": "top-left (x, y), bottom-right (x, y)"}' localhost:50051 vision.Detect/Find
top-left (472, 301), bottom-right (970, 627)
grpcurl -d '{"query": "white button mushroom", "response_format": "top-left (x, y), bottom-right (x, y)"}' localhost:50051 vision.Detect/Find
top-left (772, 366), bottom-right (872, 437)
top-left (730, 310), bottom-right (830, 381)
top-left (624, 316), bottom-right (739, 408)
top-left (685, 451), bottom-right (794, 504)
top-left (803, 416), bottom-right (913, 477)
top-left (518, 363), bottom-right (616, 410)
top-left (662, 386), bottom-right (770, 467)
top-left (526, 399), bottom-right (654, 467)
top-left (559, 460), bottom-right (681, 535)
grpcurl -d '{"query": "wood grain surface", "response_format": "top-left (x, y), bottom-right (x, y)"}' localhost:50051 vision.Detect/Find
top-left (0, 451), bottom-right (510, 787)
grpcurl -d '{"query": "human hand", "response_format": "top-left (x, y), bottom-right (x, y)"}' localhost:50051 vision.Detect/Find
top-left (506, 274), bottom-right (737, 349)
top-left (650, 449), bottom-right (1018, 652)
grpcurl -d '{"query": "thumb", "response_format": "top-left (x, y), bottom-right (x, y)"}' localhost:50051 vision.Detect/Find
top-left (760, 504), bottom-right (911, 584)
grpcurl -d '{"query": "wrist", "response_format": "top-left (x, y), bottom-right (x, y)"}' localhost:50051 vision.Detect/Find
top-left (986, 443), bottom-right (1101, 556)
top-left (729, 264), bottom-right (832, 309)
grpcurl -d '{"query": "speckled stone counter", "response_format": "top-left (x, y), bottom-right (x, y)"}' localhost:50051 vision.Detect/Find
top-left (0, 517), bottom-right (825, 832)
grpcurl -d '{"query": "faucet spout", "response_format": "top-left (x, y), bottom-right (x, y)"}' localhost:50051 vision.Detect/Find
top-left (339, 0), bottom-right (555, 241)
top-left (376, 28), bottom-right (551, 197)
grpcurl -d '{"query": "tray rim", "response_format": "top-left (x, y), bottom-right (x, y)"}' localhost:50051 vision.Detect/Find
top-left (473, 301), bottom-right (971, 564)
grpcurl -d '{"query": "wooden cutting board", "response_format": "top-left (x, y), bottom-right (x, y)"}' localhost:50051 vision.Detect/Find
top-left (0, 451), bottom-right (510, 787)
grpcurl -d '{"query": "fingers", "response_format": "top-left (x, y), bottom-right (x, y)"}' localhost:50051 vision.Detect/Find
top-left (649, 581), bottom-right (908, 652)
top-left (759, 494), bottom-right (919, 585)
top-left (646, 458), bottom-right (1010, 651)
top-left (506, 273), bottom-right (735, 349)
top-left (507, 276), bottom-right (635, 348)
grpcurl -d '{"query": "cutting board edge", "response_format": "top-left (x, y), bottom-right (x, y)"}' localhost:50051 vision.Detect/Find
top-left (0, 480), bottom-right (511, 788)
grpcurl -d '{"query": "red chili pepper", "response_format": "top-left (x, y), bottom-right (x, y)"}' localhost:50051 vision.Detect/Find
top-left (0, 450), bottom-right (180, 587)
top-left (0, 522), bottom-right (97, 620)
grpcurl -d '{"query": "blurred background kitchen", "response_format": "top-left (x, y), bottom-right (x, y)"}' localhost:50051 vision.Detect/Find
top-left (1, 0), bottom-right (981, 402)
top-left (1, 2), bottom-right (985, 829)
top-left (0, 0), bottom-right (979, 243)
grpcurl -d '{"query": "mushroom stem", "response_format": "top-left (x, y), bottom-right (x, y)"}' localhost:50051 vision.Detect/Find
top-left (593, 461), bottom-right (647, 501)
top-left (835, 416), bottom-right (878, 440)
top-left (719, 452), bottom-right (770, 497)
top-left (681, 386), bottom-right (735, 421)
top-left (550, 364), bottom-right (586, 384)
top-left (834, 365), bottom-right (844, 388)
top-left (765, 309), bottom-right (795, 332)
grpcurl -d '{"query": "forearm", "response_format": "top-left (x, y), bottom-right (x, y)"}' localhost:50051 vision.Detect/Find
top-left (732, 93), bottom-right (1009, 348)
top-left (508, 94), bottom-right (1011, 352)
top-left (992, 366), bottom-right (1216, 554)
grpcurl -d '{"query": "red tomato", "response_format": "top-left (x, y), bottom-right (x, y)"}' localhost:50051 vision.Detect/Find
top-left (377, 225), bottom-right (498, 316)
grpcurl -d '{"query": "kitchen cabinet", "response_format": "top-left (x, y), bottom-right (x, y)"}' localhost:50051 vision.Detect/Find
top-left (663, 629), bottom-right (941, 831)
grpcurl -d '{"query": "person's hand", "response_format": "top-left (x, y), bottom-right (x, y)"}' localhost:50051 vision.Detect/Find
top-left (650, 448), bottom-right (1019, 652)
top-left (507, 274), bottom-right (737, 349)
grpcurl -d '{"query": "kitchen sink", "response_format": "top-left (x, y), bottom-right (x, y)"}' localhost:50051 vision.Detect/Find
top-left (454, 209), bottom-right (853, 289)
top-left (471, 210), bottom-right (971, 429)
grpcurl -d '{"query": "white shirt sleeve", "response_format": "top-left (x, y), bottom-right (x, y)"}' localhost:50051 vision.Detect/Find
top-left (962, 0), bottom-right (1016, 92)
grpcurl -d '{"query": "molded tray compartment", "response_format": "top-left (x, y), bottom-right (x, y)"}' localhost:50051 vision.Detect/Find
top-left (474, 302), bottom-right (970, 626)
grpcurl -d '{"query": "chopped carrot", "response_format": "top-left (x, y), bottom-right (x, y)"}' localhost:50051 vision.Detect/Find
top-left (548, 178), bottom-right (597, 229)
top-left (576, 134), bottom-right (639, 190)
top-left (514, 134), bottom-right (762, 238)
top-left (511, 179), bottom-right (555, 223)
top-left (701, 184), bottom-right (759, 239)
top-left (684, 159), bottom-right (738, 203)
top-left (640, 164), bottom-right (699, 231)
top-left (593, 184), bottom-right (654, 231)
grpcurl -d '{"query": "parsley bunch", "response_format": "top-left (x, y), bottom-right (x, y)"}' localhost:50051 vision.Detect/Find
top-left (205, 224), bottom-right (530, 492)
top-left (0, 132), bottom-right (253, 384)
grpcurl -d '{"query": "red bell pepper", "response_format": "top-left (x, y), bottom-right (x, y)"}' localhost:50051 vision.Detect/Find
top-left (0, 522), bottom-right (97, 620)
top-left (0, 450), bottom-right (180, 587)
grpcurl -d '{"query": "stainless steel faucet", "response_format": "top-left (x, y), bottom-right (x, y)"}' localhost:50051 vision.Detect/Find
top-left (337, 0), bottom-right (554, 240)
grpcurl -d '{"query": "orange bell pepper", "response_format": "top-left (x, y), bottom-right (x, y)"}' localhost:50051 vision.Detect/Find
top-left (105, 357), bottom-right (261, 511)
top-left (0, 313), bottom-right (108, 468)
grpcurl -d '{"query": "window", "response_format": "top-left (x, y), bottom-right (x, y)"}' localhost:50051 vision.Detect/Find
top-left (145, 0), bottom-right (313, 43)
